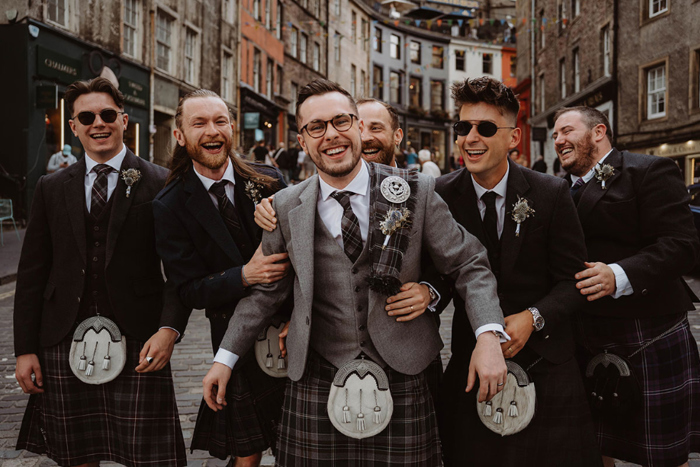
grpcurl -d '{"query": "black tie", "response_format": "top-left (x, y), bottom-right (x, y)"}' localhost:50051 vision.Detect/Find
top-left (209, 180), bottom-right (255, 262)
top-left (330, 191), bottom-right (363, 264)
top-left (90, 164), bottom-right (114, 218)
top-left (481, 191), bottom-right (500, 254)
top-left (570, 177), bottom-right (586, 197)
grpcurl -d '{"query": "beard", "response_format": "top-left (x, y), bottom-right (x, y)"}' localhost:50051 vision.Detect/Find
top-left (308, 142), bottom-right (363, 179)
top-left (559, 130), bottom-right (598, 177)
top-left (361, 139), bottom-right (395, 166)
top-left (186, 137), bottom-right (232, 170)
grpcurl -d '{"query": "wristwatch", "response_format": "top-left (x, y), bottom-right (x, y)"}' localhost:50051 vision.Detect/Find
top-left (527, 307), bottom-right (545, 332)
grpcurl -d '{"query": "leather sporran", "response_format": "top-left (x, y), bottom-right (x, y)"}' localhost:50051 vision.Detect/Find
top-left (477, 360), bottom-right (536, 436)
top-left (69, 316), bottom-right (127, 384)
top-left (584, 351), bottom-right (642, 416)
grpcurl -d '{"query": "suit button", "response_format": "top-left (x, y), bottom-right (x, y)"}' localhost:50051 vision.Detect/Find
top-left (306, 316), bottom-right (310, 325)
top-left (359, 325), bottom-right (366, 331)
top-left (354, 286), bottom-right (360, 292)
top-left (81, 269), bottom-right (85, 276)
top-left (220, 272), bottom-right (225, 276)
top-left (642, 289), bottom-right (648, 296)
top-left (94, 226), bottom-right (99, 231)
top-left (94, 241), bottom-right (100, 247)
top-left (92, 256), bottom-right (98, 262)
top-left (77, 297), bottom-right (81, 303)
top-left (352, 268), bottom-right (358, 274)
top-left (221, 314), bottom-right (227, 320)
top-left (544, 335), bottom-right (550, 339)
top-left (360, 340), bottom-right (366, 346)
top-left (357, 305), bottom-right (363, 312)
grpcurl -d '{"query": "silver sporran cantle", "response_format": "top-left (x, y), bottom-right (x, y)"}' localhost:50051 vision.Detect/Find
top-left (69, 316), bottom-right (127, 384)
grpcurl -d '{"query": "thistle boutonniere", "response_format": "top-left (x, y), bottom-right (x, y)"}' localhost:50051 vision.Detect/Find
top-left (244, 180), bottom-right (264, 204)
top-left (120, 168), bottom-right (141, 198)
top-left (594, 163), bottom-right (615, 189)
top-left (511, 196), bottom-right (535, 237)
top-left (379, 207), bottom-right (412, 249)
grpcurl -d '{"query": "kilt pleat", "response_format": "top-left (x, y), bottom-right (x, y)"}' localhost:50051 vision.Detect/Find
top-left (440, 349), bottom-right (602, 467)
top-left (16, 336), bottom-right (187, 467)
top-left (275, 351), bottom-right (442, 466)
top-left (577, 313), bottom-right (700, 467)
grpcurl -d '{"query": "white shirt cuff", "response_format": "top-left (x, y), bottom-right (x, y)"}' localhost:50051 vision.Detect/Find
top-left (609, 263), bottom-right (634, 298)
top-left (213, 348), bottom-right (240, 369)
top-left (419, 281), bottom-right (441, 312)
top-left (474, 324), bottom-right (510, 343)
top-left (159, 326), bottom-right (180, 340)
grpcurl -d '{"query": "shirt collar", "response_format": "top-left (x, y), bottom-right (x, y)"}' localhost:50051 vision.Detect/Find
top-left (319, 160), bottom-right (369, 201)
top-left (471, 163), bottom-right (510, 200)
top-left (193, 157), bottom-right (236, 192)
top-left (85, 144), bottom-right (127, 174)
top-left (571, 148), bottom-right (614, 184)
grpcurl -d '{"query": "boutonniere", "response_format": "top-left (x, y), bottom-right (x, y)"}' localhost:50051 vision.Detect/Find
top-left (120, 168), bottom-right (141, 198)
top-left (244, 180), bottom-right (264, 204)
top-left (594, 163), bottom-right (615, 189)
top-left (379, 207), bottom-right (411, 249)
top-left (511, 196), bottom-right (535, 237)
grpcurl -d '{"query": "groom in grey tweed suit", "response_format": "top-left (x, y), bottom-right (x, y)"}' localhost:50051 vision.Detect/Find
top-left (203, 79), bottom-right (508, 466)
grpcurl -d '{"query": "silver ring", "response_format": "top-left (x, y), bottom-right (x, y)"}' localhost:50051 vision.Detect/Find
top-left (410, 305), bottom-right (414, 312)
top-left (497, 383), bottom-right (504, 387)
top-left (146, 356), bottom-right (153, 364)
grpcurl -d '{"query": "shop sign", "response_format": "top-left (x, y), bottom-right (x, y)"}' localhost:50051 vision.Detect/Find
top-left (244, 112), bottom-right (260, 129)
top-left (428, 0), bottom-right (479, 8)
top-left (35, 85), bottom-right (58, 109)
top-left (642, 140), bottom-right (699, 158)
top-left (37, 46), bottom-right (81, 84)
top-left (119, 78), bottom-right (149, 109)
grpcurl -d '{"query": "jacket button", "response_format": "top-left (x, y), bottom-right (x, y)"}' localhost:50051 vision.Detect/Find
top-left (77, 297), bottom-right (81, 303)
top-left (642, 289), bottom-right (648, 296)
top-left (92, 256), bottom-right (98, 262)
top-left (94, 241), bottom-right (100, 247)
top-left (359, 324), bottom-right (366, 331)
top-left (360, 340), bottom-right (366, 346)
top-left (357, 305), bottom-right (363, 312)
top-left (354, 286), bottom-right (360, 292)
top-left (81, 269), bottom-right (85, 275)
top-left (352, 268), bottom-right (358, 274)
top-left (94, 226), bottom-right (99, 231)
top-left (544, 335), bottom-right (549, 339)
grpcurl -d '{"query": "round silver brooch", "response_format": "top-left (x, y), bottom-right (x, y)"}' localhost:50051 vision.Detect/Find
top-left (380, 176), bottom-right (411, 204)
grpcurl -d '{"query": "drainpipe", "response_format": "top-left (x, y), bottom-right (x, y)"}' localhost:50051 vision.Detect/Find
top-left (529, 0), bottom-right (535, 162)
top-left (149, 4), bottom-right (155, 163)
top-left (612, 0), bottom-right (618, 147)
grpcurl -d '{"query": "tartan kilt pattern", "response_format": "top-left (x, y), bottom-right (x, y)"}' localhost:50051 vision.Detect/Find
top-left (440, 349), bottom-right (602, 467)
top-left (16, 336), bottom-right (187, 467)
top-left (577, 313), bottom-right (700, 467)
top-left (275, 351), bottom-right (442, 466)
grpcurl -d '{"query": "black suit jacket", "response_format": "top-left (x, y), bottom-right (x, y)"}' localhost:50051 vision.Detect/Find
top-left (566, 149), bottom-right (700, 319)
top-left (14, 150), bottom-right (189, 356)
top-left (436, 160), bottom-right (587, 363)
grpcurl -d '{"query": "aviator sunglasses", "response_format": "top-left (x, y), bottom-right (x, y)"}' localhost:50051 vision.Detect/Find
top-left (71, 109), bottom-right (125, 126)
top-left (453, 120), bottom-right (515, 137)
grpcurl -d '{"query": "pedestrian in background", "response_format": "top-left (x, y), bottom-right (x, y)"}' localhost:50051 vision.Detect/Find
top-left (46, 144), bottom-right (77, 173)
top-left (532, 154), bottom-right (547, 173)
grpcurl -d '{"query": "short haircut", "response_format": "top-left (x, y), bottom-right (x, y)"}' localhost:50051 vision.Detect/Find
top-left (295, 79), bottom-right (358, 128)
top-left (356, 98), bottom-right (400, 132)
top-left (553, 106), bottom-right (613, 144)
top-left (451, 77), bottom-right (520, 123)
top-left (64, 77), bottom-right (125, 117)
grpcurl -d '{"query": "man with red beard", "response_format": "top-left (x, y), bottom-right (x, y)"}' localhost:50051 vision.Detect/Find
top-left (153, 89), bottom-right (291, 467)
top-left (553, 106), bottom-right (700, 467)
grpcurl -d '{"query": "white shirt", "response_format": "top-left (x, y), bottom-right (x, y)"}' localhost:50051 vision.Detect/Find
top-left (84, 144), bottom-right (127, 212)
top-left (193, 158), bottom-right (236, 207)
top-left (472, 164), bottom-right (510, 239)
top-left (570, 149), bottom-right (633, 299)
top-left (421, 161), bottom-right (442, 178)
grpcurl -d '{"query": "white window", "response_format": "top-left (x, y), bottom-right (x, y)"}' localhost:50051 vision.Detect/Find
top-left (430, 80), bottom-right (443, 112)
top-left (539, 10), bottom-right (545, 50)
top-left (313, 0), bottom-right (320, 18)
top-left (156, 10), bottom-right (174, 72)
top-left (360, 70), bottom-right (366, 97)
top-left (267, 59), bottom-right (273, 97)
top-left (539, 74), bottom-right (545, 112)
top-left (123, 0), bottom-right (140, 58)
top-left (390, 34), bottom-right (400, 59)
top-left (222, 51), bottom-right (233, 101)
top-left (362, 19), bottom-right (369, 52)
top-left (572, 0), bottom-right (580, 17)
top-left (432, 46), bottom-right (444, 69)
top-left (455, 50), bottom-right (465, 71)
top-left (573, 49), bottom-right (580, 92)
top-left (351, 64), bottom-right (357, 97)
top-left (334, 0), bottom-right (340, 15)
top-left (276, 1), bottom-right (282, 38)
top-left (351, 11), bottom-right (357, 43)
top-left (291, 27), bottom-right (298, 58)
top-left (253, 0), bottom-right (260, 20)
top-left (253, 49), bottom-right (261, 93)
top-left (184, 28), bottom-right (199, 85)
top-left (300, 33), bottom-right (308, 64)
top-left (313, 42), bottom-right (320, 71)
top-left (265, 0), bottom-right (271, 28)
top-left (390, 71), bottom-right (401, 105)
top-left (373, 27), bottom-right (382, 53)
top-left (410, 41), bottom-right (421, 64)
top-left (602, 26), bottom-right (611, 77)
top-left (647, 64), bottom-right (666, 118)
top-left (560, 59), bottom-right (566, 98)
top-left (47, 0), bottom-right (68, 27)
top-left (222, 0), bottom-right (234, 23)
top-left (334, 33), bottom-right (341, 61)
top-left (290, 82), bottom-right (298, 114)
top-left (649, 0), bottom-right (668, 18)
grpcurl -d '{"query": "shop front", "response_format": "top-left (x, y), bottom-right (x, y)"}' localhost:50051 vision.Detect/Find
top-left (404, 117), bottom-right (451, 172)
top-left (638, 140), bottom-right (700, 186)
top-left (240, 85), bottom-right (283, 153)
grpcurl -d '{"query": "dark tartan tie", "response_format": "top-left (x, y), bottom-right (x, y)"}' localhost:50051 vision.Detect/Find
top-left (481, 191), bottom-right (499, 254)
top-left (90, 164), bottom-right (114, 218)
top-left (210, 180), bottom-right (255, 262)
top-left (570, 177), bottom-right (586, 196)
top-left (330, 190), bottom-right (363, 264)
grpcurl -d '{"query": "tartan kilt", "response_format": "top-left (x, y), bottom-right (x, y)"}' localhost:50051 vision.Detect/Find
top-left (16, 335), bottom-right (187, 467)
top-left (275, 351), bottom-right (442, 466)
top-left (576, 312), bottom-right (700, 467)
top-left (440, 347), bottom-right (602, 467)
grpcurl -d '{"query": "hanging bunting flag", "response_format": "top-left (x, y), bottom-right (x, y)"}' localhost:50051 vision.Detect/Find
top-left (489, 19), bottom-right (494, 25)
top-left (416, 20), bottom-right (421, 26)
top-left (437, 19), bottom-right (442, 26)
top-left (457, 19), bottom-right (463, 27)
top-left (479, 18), bottom-right (484, 25)
top-left (447, 20), bottom-right (452, 26)
top-left (394, 20), bottom-right (399, 26)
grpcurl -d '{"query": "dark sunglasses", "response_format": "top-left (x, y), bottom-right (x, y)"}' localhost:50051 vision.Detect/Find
top-left (453, 120), bottom-right (515, 137)
top-left (71, 109), bottom-right (125, 125)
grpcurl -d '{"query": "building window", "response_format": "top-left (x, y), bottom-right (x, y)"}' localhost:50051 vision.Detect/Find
top-left (222, 0), bottom-right (234, 23)
top-left (184, 28), bottom-right (198, 85)
top-left (510, 55), bottom-right (516, 77)
top-left (691, 49), bottom-right (700, 111)
top-left (362, 19), bottom-right (369, 52)
top-left (646, 64), bottom-right (666, 119)
top-left (602, 25), bottom-right (611, 77)
top-left (314, 0), bottom-right (320, 18)
top-left (334, 33), bottom-right (341, 61)
top-left (291, 27), bottom-right (298, 58)
top-left (558, 0), bottom-right (567, 33)
top-left (222, 50), bottom-right (233, 101)
top-left (277, 65), bottom-right (283, 95)
top-left (253, 0), bottom-right (260, 20)
top-left (539, 9), bottom-right (545, 50)
top-left (334, 0), bottom-right (340, 15)
top-left (351, 65), bottom-right (357, 97)
top-left (390, 34), bottom-right (401, 59)
top-left (559, 59), bottom-right (567, 98)
top-left (156, 10), bottom-right (174, 72)
top-left (482, 52), bottom-right (493, 74)
top-left (573, 48), bottom-right (580, 92)
top-left (409, 76), bottom-right (422, 108)
top-left (390, 71), bottom-right (402, 105)
top-left (276, 1), bottom-right (282, 38)
top-left (265, 0), bottom-right (271, 28)
top-left (300, 33), bottom-right (308, 64)
top-left (430, 80), bottom-right (443, 112)
top-left (267, 59), bottom-right (273, 97)
top-left (649, 0), bottom-right (668, 18)
top-left (290, 82), bottom-right (298, 114)
top-left (351, 11), bottom-right (357, 43)
top-left (361, 70), bottom-right (366, 97)
top-left (47, 0), bottom-right (68, 26)
top-left (123, 0), bottom-right (139, 58)
top-left (539, 74), bottom-right (545, 112)
top-left (313, 42), bottom-right (320, 71)
top-left (571, 0), bottom-right (580, 17)
top-left (373, 27), bottom-right (382, 53)
top-left (410, 41), bottom-right (421, 64)
top-left (373, 65), bottom-right (383, 100)
top-left (432, 46), bottom-right (444, 69)
top-left (253, 49), bottom-right (261, 93)
top-left (455, 50), bottom-right (465, 71)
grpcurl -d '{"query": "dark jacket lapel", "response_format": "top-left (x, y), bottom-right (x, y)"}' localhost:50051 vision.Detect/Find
top-left (450, 170), bottom-right (487, 245)
top-left (183, 165), bottom-right (245, 265)
top-left (576, 148), bottom-right (624, 223)
top-left (64, 157), bottom-right (88, 265)
top-left (500, 161), bottom-right (531, 280)
top-left (233, 170), bottom-right (261, 243)
top-left (106, 150), bottom-right (139, 267)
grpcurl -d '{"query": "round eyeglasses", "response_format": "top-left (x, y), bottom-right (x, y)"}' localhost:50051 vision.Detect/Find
top-left (453, 120), bottom-right (515, 137)
top-left (71, 109), bottom-right (125, 126)
top-left (300, 114), bottom-right (358, 139)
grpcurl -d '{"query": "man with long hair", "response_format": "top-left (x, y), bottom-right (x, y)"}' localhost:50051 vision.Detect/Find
top-left (153, 89), bottom-right (290, 467)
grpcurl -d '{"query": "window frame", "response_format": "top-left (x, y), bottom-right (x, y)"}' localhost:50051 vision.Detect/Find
top-left (373, 27), bottom-right (382, 53)
top-left (410, 40), bottom-right (421, 65)
top-left (156, 9), bottom-right (176, 74)
top-left (455, 49), bottom-right (465, 71)
top-left (390, 34), bottom-right (401, 60)
top-left (432, 45), bottom-right (444, 70)
top-left (645, 62), bottom-right (667, 119)
top-left (560, 58), bottom-right (567, 99)
top-left (482, 52), bottom-right (493, 75)
top-left (184, 26), bottom-right (200, 85)
top-left (221, 48), bottom-right (234, 102)
top-left (123, 0), bottom-right (140, 59)
top-left (389, 70), bottom-right (403, 106)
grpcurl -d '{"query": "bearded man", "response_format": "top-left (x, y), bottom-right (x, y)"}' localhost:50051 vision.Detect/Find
top-left (153, 89), bottom-right (290, 467)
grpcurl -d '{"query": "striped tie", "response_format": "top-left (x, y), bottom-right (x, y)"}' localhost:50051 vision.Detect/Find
top-left (90, 164), bottom-right (114, 218)
top-left (570, 177), bottom-right (586, 196)
top-left (330, 191), bottom-right (363, 264)
top-left (209, 180), bottom-right (255, 261)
